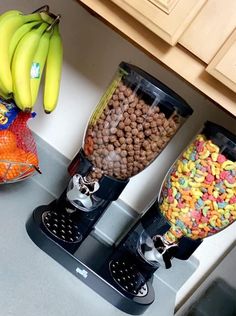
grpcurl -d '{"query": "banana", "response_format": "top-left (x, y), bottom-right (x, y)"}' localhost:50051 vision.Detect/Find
top-left (9, 20), bottom-right (42, 64)
top-left (30, 29), bottom-right (51, 106)
top-left (12, 23), bottom-right (48, 111)
top-left (0, 12), bottom-right (42, 95)
top-left (43, 23), bottom-right (63, 114)
top-left (0, 88), bottom-right (10, 100)
top-left (0, 10), bottom-right (22, 96)
top-left (0, 10), bottom-right (22, 22)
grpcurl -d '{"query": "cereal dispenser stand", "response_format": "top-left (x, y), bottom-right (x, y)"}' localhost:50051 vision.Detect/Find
top-left (26, 62), bottom-right (193, 315)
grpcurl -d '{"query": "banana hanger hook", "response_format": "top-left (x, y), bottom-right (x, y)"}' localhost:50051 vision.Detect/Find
top-left (46, 14), bottom-right (61, 32)
top-left (32, 5), bottom-right (60, 22)
top-left (32, 5), bottom-right (50, 14)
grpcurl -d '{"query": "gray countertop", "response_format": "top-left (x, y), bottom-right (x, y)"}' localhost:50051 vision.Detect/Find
top-left (0, 136), bottom-right (197, 316)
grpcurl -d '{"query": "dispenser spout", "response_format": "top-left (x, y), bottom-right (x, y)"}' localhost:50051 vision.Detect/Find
top-left (66, 174), bottom-right (99, 210)
top-left (143, 235), bottom-right (178, 269)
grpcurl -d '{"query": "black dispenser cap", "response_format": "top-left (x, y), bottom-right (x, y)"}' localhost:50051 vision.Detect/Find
top-left (119, 62), bottom-right (193, 118)
top-left (203, 121), bottom-right (236, 161)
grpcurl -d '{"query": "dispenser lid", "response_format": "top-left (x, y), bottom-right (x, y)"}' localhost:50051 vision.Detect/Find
top-left (203, 121), bottom-right (236, 160)
top-left (119, 62), bottom-right (193, 118)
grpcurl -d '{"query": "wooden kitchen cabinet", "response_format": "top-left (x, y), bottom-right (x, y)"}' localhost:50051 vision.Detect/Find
top-left (206, 29), bottom-right (236, 93)
top-left (178, 0), bottom-right (236, 94)
top-left (179, 0), bottom-right (236, 64)
top-left (110, 0), bottom-right (207, 45)
top-left (77, 0), bottom-right (236, 117)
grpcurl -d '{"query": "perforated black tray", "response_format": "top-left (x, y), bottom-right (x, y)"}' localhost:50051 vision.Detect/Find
top-left (26, 205), bottom-right (155, 315)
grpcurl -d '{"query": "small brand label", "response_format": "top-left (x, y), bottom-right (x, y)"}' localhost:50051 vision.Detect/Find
top-left (0, 100), bottom-right (18, 130)
top-left (76, 267), bottom-right (88, 279)
top-left (0, 103), bottom-right (8, 125)
top-left (31, 62), bottom-right (40, 79)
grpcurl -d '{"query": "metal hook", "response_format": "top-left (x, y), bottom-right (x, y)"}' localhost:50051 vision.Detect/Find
top-left (32, 165), bottom-right (42, 174)
top-left (46, 14), bottom-right (61, 32)
top-left (32, 5), bottom-right (50, 14)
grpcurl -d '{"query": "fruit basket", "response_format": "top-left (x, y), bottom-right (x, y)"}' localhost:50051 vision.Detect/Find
top-left (0, 100), bottom-right (40, 183)
top-left (0, 5), bottom-right (63, 183)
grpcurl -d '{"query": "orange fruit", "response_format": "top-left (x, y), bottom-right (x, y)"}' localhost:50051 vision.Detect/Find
top-left (0, 130), bottom-right (17, 154)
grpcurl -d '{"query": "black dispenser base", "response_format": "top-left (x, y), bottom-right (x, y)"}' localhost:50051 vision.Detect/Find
top-left (26, 206), bottom-right (155, 315)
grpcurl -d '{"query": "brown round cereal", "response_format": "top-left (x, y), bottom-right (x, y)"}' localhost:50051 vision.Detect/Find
top-left (84, 81), bottom-right (180, 181)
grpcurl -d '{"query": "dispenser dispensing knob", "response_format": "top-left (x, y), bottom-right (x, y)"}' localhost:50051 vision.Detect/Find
top-left (153, 235), bottom-right (179, 269)
top-left (66, 174), bottom-right (99, 210)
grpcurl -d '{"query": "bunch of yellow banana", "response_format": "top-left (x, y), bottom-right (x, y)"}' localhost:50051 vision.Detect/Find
top-left (0, 8), bottom-right (63, 114)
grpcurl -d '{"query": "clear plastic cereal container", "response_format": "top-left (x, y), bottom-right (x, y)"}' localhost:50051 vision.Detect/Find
top-left (159, 121), bottom-right (236, 243)
top-left (82, 62), bottom-right (193, 182)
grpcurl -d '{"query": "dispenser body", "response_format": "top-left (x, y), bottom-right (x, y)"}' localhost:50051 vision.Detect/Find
top-left (58, 61), bottom-right (193, 247)
top-left (116, 121), bottom-right (236, 271)
top-left (74, 62), bottom-right (193, 182)
top-left (159, 121), bottom-right (236, 242)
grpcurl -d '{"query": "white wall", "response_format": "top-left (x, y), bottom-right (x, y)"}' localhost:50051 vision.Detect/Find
top-left (3, 0), bottom-right (236, 212)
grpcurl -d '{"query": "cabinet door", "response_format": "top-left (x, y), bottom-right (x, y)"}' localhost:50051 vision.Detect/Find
top-left (147, 0), bottom-right (179, 14)
top-left (110, 0), bottom-right (207, 45)
top-left (206, 29), bottom-right (236, 93)
top-left (179, 0), bottom-right (236, 64)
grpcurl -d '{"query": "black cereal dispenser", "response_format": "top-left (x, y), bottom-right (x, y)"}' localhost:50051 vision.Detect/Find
top-left (113, 121), bottom-right (236, 281)
top-left (26, 62), bottom-right (193, 315)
